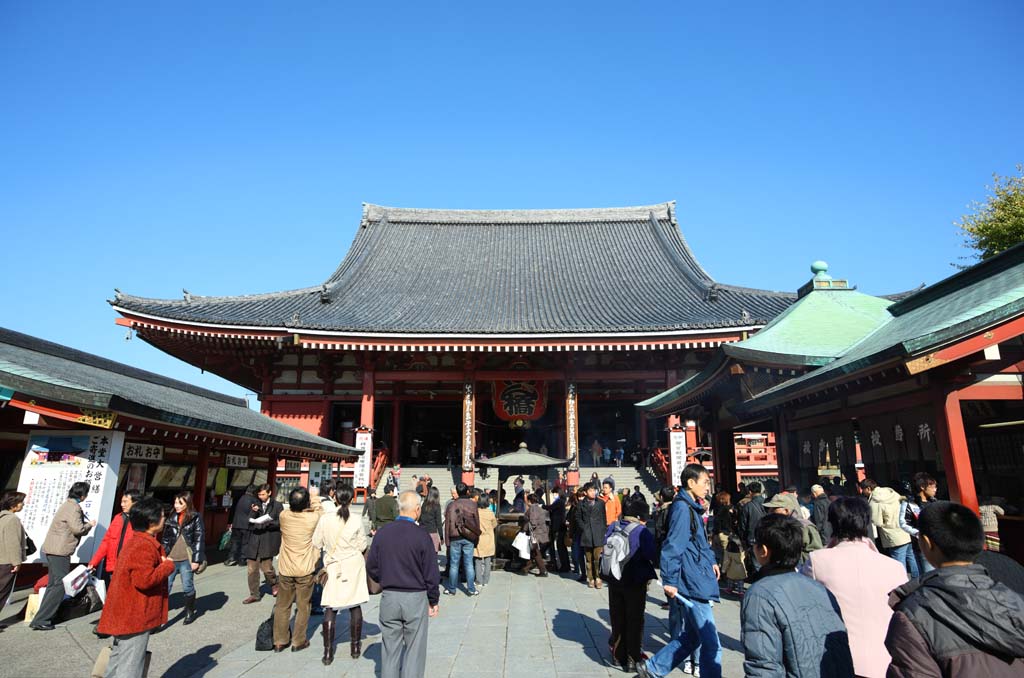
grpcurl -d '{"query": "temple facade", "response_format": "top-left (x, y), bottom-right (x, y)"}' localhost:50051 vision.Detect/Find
top-left (111, 202), bottom-right (794, 485)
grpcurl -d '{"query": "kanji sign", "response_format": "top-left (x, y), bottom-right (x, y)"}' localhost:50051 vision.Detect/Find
top-left (124, 443), bottom-right (164, 461)
top-left (353, 431), bottom-right (373, 488)
top-left (225, 453), bottom-right (249, 469)
top-left (491, 381), bottom-right (548, 421)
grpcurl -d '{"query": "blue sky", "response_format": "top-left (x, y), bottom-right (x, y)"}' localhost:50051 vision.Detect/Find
top-left (1, 1), bottom-right (1021, 401)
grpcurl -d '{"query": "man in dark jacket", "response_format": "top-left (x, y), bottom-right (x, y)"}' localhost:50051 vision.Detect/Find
top-left (637, 464), bottom-right (722, 678)
top-left (810, 484), bottom-right (833, 543)
top-left (227, 485), bottom-right (256, 566)
top-left (885, 501), bottom-right (1024, 677)
top-left (547, 486), bottom-right (569, 572)
top-left (604, 496), bottom-right (656, 672)
top-left (242, 484), bottom-right (283, 604)
top-left (442, 482), bottom-right (481, 596)
top-left (373, 485), bottom-right (399, 534)
top-left (575, 482), bottom-right (608, 588)
top-left (740, 514), bottom-right (853, 678)
top-left (737, 481), bottom-right (766, 574)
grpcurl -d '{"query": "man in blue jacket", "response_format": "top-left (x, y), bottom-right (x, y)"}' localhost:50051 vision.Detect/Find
top-left (637, 464), bottom-right (721, 678)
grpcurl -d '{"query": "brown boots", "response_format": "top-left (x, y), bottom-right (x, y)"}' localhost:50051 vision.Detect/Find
top-left (350, 606), bottom-right (363, 659)
top-left (323, 607), bottom-right (363, 663)
top-left (321, 609), bottom-right (336, 665)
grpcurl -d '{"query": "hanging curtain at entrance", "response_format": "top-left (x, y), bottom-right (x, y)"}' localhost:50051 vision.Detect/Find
top-left (491, 381), bottom-right (548, 422)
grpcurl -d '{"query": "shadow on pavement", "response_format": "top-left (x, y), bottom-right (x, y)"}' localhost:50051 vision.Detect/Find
top-left (161, 643), bottom-right (221, 678)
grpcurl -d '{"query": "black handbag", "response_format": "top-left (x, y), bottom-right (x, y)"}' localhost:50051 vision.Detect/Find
top-left (25, 535), bottom-right (37, 557)
top-left (255, 614), bottom-right (278, 651)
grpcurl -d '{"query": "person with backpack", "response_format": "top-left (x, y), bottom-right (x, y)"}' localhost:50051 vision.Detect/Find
top-left (636, 464), bottom-right (722, 678)
top-left (601, 496), bottom-right (656, 673)
top-left (518, 493), bottom-right (550, 577)
top-left (442, 482), bottom-right (481, 596)
top-left (737, 481), bottom-right (766, 575)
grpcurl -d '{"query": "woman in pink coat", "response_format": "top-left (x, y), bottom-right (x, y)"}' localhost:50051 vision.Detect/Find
top-left (802, 496), bottom-right (908, 678)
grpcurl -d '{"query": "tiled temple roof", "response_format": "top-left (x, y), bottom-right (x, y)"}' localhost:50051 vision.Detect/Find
top-left (112, 202), bottom-right (795, 336)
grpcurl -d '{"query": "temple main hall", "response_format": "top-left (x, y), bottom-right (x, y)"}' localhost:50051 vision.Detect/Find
top-left (111, 202), bottom-right (795, 485)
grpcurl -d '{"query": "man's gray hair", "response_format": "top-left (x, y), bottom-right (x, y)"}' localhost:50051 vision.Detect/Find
top-left (398, 490), bottom-right (422, 513)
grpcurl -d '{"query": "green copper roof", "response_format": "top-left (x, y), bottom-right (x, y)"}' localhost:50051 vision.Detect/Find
top-left (744, 242), bottom-right (1024, 410)
top-left (635, 351), bottom-right (730, 414)
top-left (723, 263), bottom-right (894, 367)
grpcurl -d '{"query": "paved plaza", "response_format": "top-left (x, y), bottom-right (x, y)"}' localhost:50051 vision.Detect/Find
top-left (0, 558), bottom-right (745, 678)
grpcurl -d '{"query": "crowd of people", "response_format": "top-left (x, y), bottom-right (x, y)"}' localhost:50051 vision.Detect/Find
top-left (2, 463), bottom-right (1023, 678)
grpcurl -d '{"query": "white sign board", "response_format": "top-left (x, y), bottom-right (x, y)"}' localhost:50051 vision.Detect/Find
top-left (669, 430), bottom-right (687, 487)
top-left (17, 430), bottom-right (124, 563)
top-left (308, 461), bottom-right (332, 488)
top-left (353, 431), bottom-right (373, 488)
top-left (225, 453), bottom-right (249, 469)
top-left (123, 442), bottom-right (164, 462)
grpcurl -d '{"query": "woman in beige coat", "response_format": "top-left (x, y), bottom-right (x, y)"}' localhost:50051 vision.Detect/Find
top-left (313, 487), bottom-right (368, 665)
top-left (473, 494), bottom-right (498, 587)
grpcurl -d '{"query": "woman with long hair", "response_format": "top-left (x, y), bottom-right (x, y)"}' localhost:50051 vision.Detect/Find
top-left (313, 487), bottom-right (369, 665)
top-left (162, 490), bottom-right (205, 625)
top-left (419, 486), bottom-right (443, 553)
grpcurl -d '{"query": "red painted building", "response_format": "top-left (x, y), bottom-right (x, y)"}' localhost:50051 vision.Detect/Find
top-left (111, 202), bottom-right (795, 486)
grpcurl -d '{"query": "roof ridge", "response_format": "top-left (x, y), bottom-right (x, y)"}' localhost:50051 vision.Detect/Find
top-left (111, 285), bottom-right (322, 307)
top-left (361, 202), bottom-right (675, 225)
top-left (888, 241), bottom-right (1024, 317)
top-left (0, 327), bottom-right (248, 408)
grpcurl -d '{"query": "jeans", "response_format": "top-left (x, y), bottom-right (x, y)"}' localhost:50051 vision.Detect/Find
top-left (572, 536), bottom-right (584, 574)
top-left (167, 560), bottom-right (195, 596)
top-left (887, 543), bottom-right (919, 579)
top-left (447, 538), bottom-right (477, 593)
top-left (228, 528), bottom-right (249, 563)
top-left (474, 556), bottom-right (492, 586)
top-left (645, 596), bottom-right (721, 678)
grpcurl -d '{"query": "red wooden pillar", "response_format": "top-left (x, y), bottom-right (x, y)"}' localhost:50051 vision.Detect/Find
top-left (361, 366), bottom-right (376, 433)
top-left (267, 453), bottom-right (278, 490)
top-left (194, 443), bottom-right (210, 516)
top-left (940, 391), bottom-right (979, 513)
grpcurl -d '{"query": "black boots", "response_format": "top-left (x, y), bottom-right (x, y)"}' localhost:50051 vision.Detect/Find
top-left (182, 593), bottom-right (198, 625)
top-left (321, 609), bottom-right (336, 665)
top-left (350, 607), bottom-right (363, 659)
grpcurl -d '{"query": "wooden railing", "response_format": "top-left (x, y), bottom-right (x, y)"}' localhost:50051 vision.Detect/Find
top-left (369, 446), bottom-right (390, 491)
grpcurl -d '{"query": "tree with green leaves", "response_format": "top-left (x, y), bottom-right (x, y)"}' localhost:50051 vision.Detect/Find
top-left (956, 165), bottom-right (1024, 264)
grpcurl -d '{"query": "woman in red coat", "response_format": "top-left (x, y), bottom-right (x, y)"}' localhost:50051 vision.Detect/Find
top-left (89, 490), bottom-right (141, 579)
top-left (97, 497), bottom-right (175, 678)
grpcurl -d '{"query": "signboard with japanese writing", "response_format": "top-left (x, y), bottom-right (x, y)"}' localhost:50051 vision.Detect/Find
top-left (462, 382), bottom-right (475, 472)
top-left (225, 453), bottom-right (249, 469)
top-left (17, 430), bottom-right (124, 564)
top-left (308, 461), bottom-right (332, 488)
top-left (669, 429), bottom-right (687, 486)
top-left (284, 460), bottom-right (301, 472)
top-left (123, 443), bottom-right (164, 462)
top-left (491, 381), bottom-right (548, 422)
top-left (565, 383), bottom-right (579, 471)
top-left (353, 431), bottom-right (373, 488)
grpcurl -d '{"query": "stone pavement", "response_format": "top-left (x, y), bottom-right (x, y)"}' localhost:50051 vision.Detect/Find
top-left (0, 522), bottom-right (744, 678)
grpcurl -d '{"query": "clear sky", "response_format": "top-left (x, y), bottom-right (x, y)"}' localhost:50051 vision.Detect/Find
top-left (1, 1), bottom-right (1021, 401)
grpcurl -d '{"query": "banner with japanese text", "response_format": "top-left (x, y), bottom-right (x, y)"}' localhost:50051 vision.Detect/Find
top-left (17, 430), bottom-right (124, 563)
top-left (353, 431), bottom-right (373, 488)
top-left (669, 429), bottom-right (687, 485)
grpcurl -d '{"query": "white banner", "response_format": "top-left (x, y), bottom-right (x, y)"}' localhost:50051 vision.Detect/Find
top-left (353, 431), bottom-right (373, 489)
top-left (669, 430), bottom-right (687, 487)
top-left (17, 430), bottom-right (124, 563)
top-left (225, 453), bottom-right (249, 469)
top-left (308, 461), bottom-right (332, 488)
